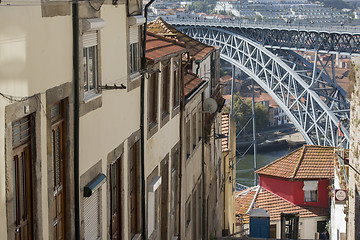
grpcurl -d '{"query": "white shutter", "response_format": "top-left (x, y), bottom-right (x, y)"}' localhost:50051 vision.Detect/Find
top-left (303, 180), bottom-right (318, 191)
top-left (83, 31), bottom-right (98, 48)
top-left (83, 190), bottom-right (99, 240)
top-left (129, 26), bottom-right (139, 44)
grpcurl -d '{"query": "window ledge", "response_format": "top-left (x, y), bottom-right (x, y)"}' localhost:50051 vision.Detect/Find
top-left (130, 72), bottom-right (141, 81)
top-left (84, 91), bottom-right (101, 103)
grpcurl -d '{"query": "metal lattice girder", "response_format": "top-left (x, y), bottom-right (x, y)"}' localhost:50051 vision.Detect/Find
top-left (170, 19), bottom-right (360, 55)
top-left (178, 26), bottom-right (349, 147)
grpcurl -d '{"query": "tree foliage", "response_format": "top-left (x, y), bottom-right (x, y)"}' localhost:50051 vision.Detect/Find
top-left (224, 95), bottom-right (269, 132)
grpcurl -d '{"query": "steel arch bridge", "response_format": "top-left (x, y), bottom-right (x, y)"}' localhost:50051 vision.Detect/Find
top-left (176, 25), bottom-right (351, 147)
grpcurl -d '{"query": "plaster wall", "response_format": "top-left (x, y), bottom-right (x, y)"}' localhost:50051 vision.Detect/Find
top-left (223, 115), bottom-right (237, 233)
top-left (331, 171), bottom-right (347, 240)
top-left (348, 56), bottom-right (360, 240)
top-left (100, 5), bottom-right (128, 87)
top-left (0, 7), bottom-right (73, 97)
top-left (0, 96), bottom-right (7, 240)
top-left (0, 6), bottom-right (72, 240)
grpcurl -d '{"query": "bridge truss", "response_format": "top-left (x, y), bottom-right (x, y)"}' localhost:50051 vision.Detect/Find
top-left (178, 26), bottom-right (350, 147)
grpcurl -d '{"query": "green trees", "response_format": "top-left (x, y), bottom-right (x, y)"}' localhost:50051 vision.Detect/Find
top-left (224, 95), bottom-right (269, 132)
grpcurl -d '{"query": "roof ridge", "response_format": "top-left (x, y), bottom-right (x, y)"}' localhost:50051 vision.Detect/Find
top-left (245, 186), bottom-right (261, 214)
top-left (255, 146), bottom-right (303, 174)
top-left (291, 145), bottom-right (307, 179)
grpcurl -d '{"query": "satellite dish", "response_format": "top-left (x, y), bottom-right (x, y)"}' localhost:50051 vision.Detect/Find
top-left (203, 98), bottom-right (218, 114)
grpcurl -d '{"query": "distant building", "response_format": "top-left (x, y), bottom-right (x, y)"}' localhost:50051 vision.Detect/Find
top-left (236, 145), bottom-right (334, 238)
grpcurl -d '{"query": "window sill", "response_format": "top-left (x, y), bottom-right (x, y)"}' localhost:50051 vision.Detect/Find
top-left (84, 91), bottom-right (101, 103)
top-left (130, 72), bottom-right (141, 81)
top-left (147, 122), bottom-right (158, 140)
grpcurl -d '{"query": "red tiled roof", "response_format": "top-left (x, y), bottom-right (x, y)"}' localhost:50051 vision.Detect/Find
top-left (184, 72), bottom-right (205, 97)
top-left (235, 187), bottom-right (329, 223)
top-left (146, 32), bottom-right (186, 63)
top-left (147, 17), bottom-right (214, 61)
top-left (256, 145), bottom-right (334, 179)
top-left (221, 113), bottom-right (230, 152)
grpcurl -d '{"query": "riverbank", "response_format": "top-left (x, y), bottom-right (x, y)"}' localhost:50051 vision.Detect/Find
top-left (237, 123), bottom-right (306, 153)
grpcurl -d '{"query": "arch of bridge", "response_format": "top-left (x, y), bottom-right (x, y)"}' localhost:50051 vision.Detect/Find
top-left (178, 26), bottom-right (349, 147)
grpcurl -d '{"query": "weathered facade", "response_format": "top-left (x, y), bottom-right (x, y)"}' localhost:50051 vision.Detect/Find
top-left (0, 1), bottom-right (144, 239)
top-left (0, 6), bottom-right (231, 240)
top-left (348, 56), bottom-right (360, 240)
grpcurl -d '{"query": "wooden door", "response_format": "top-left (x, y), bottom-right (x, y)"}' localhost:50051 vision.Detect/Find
top-left (110, 159), bottom-right (122, 239)
top-left (14, 145), bottom-right (33, 240)
top-left (51, 102), bottom-right (66, 239)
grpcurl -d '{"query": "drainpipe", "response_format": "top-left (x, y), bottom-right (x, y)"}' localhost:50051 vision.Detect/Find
top-left (178, 55), bottom-right (186, 240)
top-left (72, 3), bottom-right (80, 240)
top-left (141, 2), bottom-right (155, 239)
top-left (201, 92), bottom-right (206, 240)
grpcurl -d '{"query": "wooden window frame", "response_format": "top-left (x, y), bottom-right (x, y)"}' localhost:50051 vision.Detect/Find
top-left (148, 73), bottom-right (158, 127)
top-left (173, 60), bottom-right (180, 109)
top-left (110, 157), bottom-right (122, 240)
top-left (50, 101), bottom-right (66, 239)
top-left (129, 141), bottom-right (141, 238)
top-left (162, 64), bottom-right (170, 118)
top-left (12, 115), bottom-right (34, 240)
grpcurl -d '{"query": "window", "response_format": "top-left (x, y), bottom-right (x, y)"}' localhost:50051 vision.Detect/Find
top-left (185, 198), bottom-right (191, 228)
top-left (171, 149), bottom-right (179, 237)
top-left (50, 102), bottom-right (66, 239)
top-left (148, 72), bottom-right (158, 126)
top-left (129, 26), bottom-right (140, 75)
top-left (83, 31), bottom-right (99, 97)
top-left (12, 115), bottom-right (33, 240)
top-left (162, 64), bottom-right (170, 117)
top-left (110, 157), bottom-right (122, 240)
top-left (129, 141), bottom-right (141, 238)
top-left (304, 190), bottom-right (318, 202)
top-left (197, 107), bottom-right (202, 142)
top-left (303, 181), bottom-right (318, 202)
top-left (173, 60), bottom-right (180, 108)
top-left (186, 120), bottom-right (190, 159)
top-left (192, 113), bottom-right (197, 149)
top-left (130, 42), bottom-right (140, 75)
top-left (83, 189), bottom-right (101, 240)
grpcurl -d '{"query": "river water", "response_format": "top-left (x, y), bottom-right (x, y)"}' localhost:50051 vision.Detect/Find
top-left (236, 148), bottom-right (290, 187)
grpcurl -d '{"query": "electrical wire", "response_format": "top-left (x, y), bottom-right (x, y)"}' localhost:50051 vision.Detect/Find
top-left (88, 0), bottom-right (104, 11)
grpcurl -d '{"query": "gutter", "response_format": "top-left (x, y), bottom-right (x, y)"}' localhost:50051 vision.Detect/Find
top-left (141, 1), bottom-right (155, 239)
top-left (72, 3), bottom-right (80, 240)
top-left (185, 80), bottom-right (208, 104)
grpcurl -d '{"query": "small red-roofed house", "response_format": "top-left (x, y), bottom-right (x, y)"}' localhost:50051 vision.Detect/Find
top-left (256, 145), bottom-right (334, 208)
top-left (235, 145), bottom-right (334, 238)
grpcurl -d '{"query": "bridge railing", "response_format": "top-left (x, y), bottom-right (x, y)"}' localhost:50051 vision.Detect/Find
top-left (160, 17), bottom-right (360, 34)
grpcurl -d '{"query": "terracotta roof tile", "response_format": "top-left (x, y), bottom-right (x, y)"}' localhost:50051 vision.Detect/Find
top-left (147, 17), bottom-right (214, 61)
top-left (146, 32), bottom-right (186, 62)
top-left (255, 145), bottom-right (334, 179)
top-left (235, 187), bottom-right (329, 223)
top-left (221, 113), bottom-right (230, 152)
top-left (184, 72), bottom-right (205, 97)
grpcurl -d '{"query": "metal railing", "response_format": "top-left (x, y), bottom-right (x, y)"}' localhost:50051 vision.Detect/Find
top-left (157, 17), bottom-right (360, 34)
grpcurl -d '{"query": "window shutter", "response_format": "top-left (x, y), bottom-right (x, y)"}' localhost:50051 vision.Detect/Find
top-left (129, 26), bottom-right (139, 44)
top-left (83, 31), bottom-right (98, 48)
top-left (83, 190), bottom-right (99, 240)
